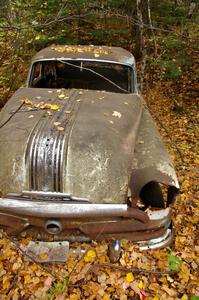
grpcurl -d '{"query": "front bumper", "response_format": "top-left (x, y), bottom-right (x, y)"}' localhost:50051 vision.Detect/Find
top-left (0, 192), bottom-right (173, 250)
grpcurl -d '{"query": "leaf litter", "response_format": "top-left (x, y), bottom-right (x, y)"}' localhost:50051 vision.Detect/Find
top-left (0, 85), bottom-right (198, 299)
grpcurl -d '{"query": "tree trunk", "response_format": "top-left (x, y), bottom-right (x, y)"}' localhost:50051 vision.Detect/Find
top-left (143, 0), bottom-right (157, 56)
top-left (134, 0), bottom-right (144, 59)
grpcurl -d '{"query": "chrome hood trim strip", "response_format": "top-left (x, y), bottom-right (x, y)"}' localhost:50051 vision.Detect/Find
top-left (26, 90), bottom-right (80, 192)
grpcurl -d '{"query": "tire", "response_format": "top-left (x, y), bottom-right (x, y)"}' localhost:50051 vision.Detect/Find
top-left (140, 181), bottom-right (165, 208)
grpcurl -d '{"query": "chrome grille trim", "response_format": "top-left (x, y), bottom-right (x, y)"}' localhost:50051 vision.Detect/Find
top-left (26, 90), bottom-right (80, 192)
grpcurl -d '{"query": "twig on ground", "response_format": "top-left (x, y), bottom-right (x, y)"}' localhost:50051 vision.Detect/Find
top-left (70, 262), bottom-right (177, 287)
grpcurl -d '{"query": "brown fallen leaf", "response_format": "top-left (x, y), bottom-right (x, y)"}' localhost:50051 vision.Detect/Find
top-left (57, 126), bottom-right (64, 131)
top-left (54, 122), bottom-right (61, 126)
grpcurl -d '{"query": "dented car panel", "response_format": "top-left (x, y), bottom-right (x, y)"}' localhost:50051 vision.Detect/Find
top-left (0, 45), bottom-right (179, 251)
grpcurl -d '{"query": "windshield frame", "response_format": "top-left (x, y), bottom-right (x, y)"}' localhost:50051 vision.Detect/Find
top-left (27, 58), bottom-right (137, 94)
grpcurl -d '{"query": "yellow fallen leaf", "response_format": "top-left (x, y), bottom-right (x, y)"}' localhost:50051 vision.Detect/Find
top-left (3, 278), bottom-right (10, 290)
top-left (126, 272), bottom-right (134, 282)
top-left (39, 252), bottom-right (48, 260)
top-left (69, 294), bottom-right (80, 300)
top-left (84, 250), bottom-right (96, 262)
top-left (138, 280), bottom-right (143, 289)
top-left (181, 295), bottom-right (188, 300)
top-left (12, 262), bottom-right (22, 271)
top-left (21, 238), bottom-right (31, 245)
top-left (102, 294), bottom-right (110, 300)
top-left (181, 263), bottom-right (190, 274)
top-left (50, 104), bottom-right (59, 111)
top-left (24, 274), bottom-right (31, 284)
top-left (35, 35), bottom-right (41, 40)
top-left (167, 275), bottom-right (174, 283)
top-left (149, 283), bottom-right (160, 291)
top-left (152, 296), bottom-right (159, 300)
top-left (30, 264), bottom-right (38, 271)
top-left (129, 290), bottom-right (135, 297)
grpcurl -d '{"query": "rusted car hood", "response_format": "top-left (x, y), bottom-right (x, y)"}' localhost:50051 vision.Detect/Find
top-left (0, 88), bottom-right (144, 202)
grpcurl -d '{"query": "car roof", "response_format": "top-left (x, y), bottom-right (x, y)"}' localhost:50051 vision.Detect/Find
top-left (32, 45), bottom-right (135, 66)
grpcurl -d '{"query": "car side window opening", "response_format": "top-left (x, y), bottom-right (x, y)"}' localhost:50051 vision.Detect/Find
top-left (30, 60), bottom-right (134, 93)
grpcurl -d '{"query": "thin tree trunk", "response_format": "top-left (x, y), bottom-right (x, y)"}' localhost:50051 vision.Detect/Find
top-left (134, 0), bottom-right (144, 58)
top-left (145, 0), bottom-right (157, 56)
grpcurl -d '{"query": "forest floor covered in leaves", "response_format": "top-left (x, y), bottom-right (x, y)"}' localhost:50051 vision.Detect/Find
top-left (0, 81), bottom-right (198, 300)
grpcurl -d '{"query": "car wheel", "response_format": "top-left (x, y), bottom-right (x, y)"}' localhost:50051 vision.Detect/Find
top-left (140, 181), bottom-right (165, 208)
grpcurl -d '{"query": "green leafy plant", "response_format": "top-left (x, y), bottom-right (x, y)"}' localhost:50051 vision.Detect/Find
top-left (168, 254), bottom-right (183, 272)
top-left (47, 278), bottom-right (69, 299)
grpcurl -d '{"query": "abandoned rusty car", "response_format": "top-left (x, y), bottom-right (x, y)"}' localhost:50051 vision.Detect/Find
top-left (0, 45), bottom-right (179, 260)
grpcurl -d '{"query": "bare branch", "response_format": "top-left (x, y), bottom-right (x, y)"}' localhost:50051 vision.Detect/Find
top-left (0, 13), bottom-right (91, 31)
top-left (70, 262), bottom-right (177, 287)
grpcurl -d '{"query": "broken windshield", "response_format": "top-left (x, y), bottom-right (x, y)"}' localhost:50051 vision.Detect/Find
top-left (29, 60), bottom-right (134, 93)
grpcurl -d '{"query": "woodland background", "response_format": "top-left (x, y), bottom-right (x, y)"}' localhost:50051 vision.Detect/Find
top-left (0, 1), bottom-right (198, 299)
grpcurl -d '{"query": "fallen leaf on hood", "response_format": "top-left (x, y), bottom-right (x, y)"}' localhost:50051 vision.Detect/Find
top-left (112, 111), bottom-right (122, 118)
top-left (57, 126), bottom-right (64, 131)
top-left (58, 94), bottom-right (65, 99)
top-left (22, 98), bottom-right (32, 105)
top-left (28, 115), bottom-right (34, 118)
top-left (54, 122), bottom-right (61, 126)
top-left (50, 104), bottom-right (59, 111)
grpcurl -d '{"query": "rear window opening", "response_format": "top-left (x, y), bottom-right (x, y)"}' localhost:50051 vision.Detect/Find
top-left (29, 60), bottom-right (134, 93)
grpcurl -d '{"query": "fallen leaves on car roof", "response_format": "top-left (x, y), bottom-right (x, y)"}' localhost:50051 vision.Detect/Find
top-left (51, 45), bottom-right (112, 55)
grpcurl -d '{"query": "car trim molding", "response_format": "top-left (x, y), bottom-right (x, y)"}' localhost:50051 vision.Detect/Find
top-left (26, 90), bottom-right (80, 192)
